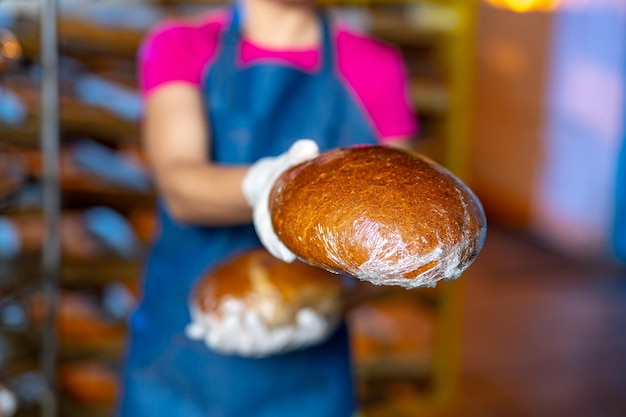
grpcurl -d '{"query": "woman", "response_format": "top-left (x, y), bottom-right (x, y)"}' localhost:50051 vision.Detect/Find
top-left (117, 0), bottom-right (417, 415)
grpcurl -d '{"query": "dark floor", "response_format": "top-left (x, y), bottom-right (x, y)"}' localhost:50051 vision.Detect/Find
top-left (419, 226), bottom-right (626, 417)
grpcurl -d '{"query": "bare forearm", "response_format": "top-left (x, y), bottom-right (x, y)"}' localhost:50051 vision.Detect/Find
top-left (156, 162), bottom-right (252, 226)
top-left (141, 85), bottom-right (255, 226)
top-left (155, 138), bottom-right (416, 226)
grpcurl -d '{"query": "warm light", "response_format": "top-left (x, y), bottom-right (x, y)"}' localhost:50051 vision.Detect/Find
top-left (2, 41), bottom-right (22, 60)
top-left (485, 0), bottom-right (561, 12)
top-left (0, 29), bottom-right (22, 62)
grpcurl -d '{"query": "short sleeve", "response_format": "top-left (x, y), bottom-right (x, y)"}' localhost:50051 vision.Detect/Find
top-left (137, 21), bottom-right (217, 96)
top-left (337, 30), bottom-right (418, 142)
top-left (370, 48), bottom-right (419, 141)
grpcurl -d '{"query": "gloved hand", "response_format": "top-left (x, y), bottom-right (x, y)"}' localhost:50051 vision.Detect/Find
top-left (185, 301), bottom-right (338, 358)
top-left (242, 139), bottom-right (319, 262)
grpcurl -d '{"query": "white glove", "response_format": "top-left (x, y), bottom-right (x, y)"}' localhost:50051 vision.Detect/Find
top-left (185, 300), bottom-right (338, 358)
top-left (242, 139), bottom-right (319, 263)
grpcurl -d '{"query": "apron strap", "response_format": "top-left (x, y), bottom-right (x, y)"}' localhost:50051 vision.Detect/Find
top-left (319, 11), bottom-right (335, 75)
top-left (213, 5), bottom-right (337, 114)
top-left (223, 4), bottom-right (335, 73)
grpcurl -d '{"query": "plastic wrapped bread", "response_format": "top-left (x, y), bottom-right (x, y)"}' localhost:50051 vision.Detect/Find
top-left (269, 146), bottom-right (487, 289)
top-left (187, 249), bottom-right (344, 358)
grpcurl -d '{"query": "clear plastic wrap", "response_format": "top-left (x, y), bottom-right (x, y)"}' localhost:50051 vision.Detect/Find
top-left (186, 249), bottom-right (343, 358)
top-left (186, 298), bottom-right (339, 358)
top-left (269, 146), bottom-right (487, 289)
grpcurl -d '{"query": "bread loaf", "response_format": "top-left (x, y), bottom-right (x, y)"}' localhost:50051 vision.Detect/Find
top-left (193, 249), bottom-right (343, 328)
top-left (269, 146), bottom-right (487, 289)
top-left (0, 177), bottom-right (20, 200)
top-left (187, 249), bottom-right (344, 356)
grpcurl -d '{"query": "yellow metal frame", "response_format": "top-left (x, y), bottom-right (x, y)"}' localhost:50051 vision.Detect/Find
top-left (443, 0), bottom-right (478, 182)
top-left (412, 1), bottom-right (477, 411)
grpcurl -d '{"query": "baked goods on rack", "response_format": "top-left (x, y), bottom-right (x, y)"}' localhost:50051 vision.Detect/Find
top-left (0, 145), bottom-right (25, 200)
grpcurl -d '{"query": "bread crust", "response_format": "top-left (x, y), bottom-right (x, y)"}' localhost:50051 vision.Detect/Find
top-left (269, 146), bottom-right (487, 288)
top-left (194, 249), bottom-right (343, 327)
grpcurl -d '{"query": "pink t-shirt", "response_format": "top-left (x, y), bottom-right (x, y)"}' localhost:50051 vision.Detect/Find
top-left (138, 11), bottom-right (417, 141)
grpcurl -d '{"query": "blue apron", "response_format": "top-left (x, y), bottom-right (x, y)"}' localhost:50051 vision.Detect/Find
top-left (118, 7), bottom-right (378, 417)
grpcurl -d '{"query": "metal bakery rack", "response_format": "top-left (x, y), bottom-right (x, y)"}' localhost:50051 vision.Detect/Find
top-left (0, 1), bottom-right (478, 416)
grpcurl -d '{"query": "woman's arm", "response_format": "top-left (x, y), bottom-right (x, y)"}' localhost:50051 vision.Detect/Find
top-left (143, 82), bottom-right (252, 226)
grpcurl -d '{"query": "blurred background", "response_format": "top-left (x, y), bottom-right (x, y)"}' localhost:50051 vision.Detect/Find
top-left (0, 0), bottom-right (625, 416)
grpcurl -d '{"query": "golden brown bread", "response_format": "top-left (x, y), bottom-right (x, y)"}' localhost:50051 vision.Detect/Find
top-left (193, 249), bottom-right (343, 327)
top-left (0, 178), bottom-right (20, 200)
top-left (269, 146), bottom-right (487, 288)
top-left (58, 361), bottom-right (118, 405)
top-left (0, 146), bottom-right (25, 199)
top-left (2, 212), bottom-right (109, 258)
